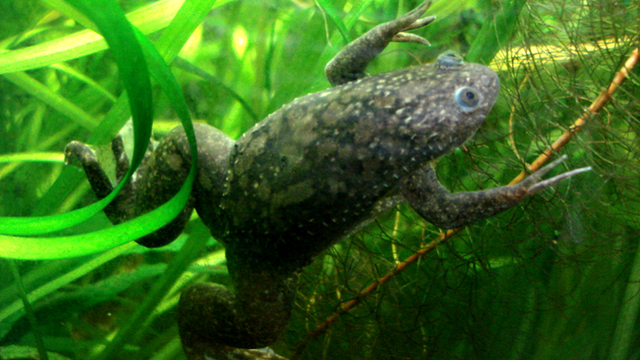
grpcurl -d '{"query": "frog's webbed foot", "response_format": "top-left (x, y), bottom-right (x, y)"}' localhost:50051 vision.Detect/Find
top-left (65, 135), bottom-right (144, 224)
top-left (178, 251), bottom-right (297, 360)
top-left (401, 156), bottom-right (592, 229)
top-left (179, 285), bottom-right (290, 360)
top-left (390, 2), bottom-right (435, 46)
top-left (65, 127), bottom-right (195, 247)
top-left (184, 345), bottom-right (288, 360)
top-left (325, 0), bottom-right (434, 86)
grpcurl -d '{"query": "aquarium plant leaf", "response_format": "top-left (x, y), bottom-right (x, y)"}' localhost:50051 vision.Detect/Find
top-left (0, 242), bottom-right (136, 338)
top-left (611, 239), bottom-right (640, 360)
top-left (465, 0), bottom-right (527, 65)
top-left (316, 0), bottom-right (351, 43)
top-left (0, 0), bottom-right (200, 259)
top-left (0, 0), bottom-right (153, 236)
top-left (0, 0), bottom-right (186, 75)
top-left (8, 260), bottom-right (49, 360)
top-left (2, 72), bottom-right (99, 131)
top-left (90, 222), bottom-right (211, 360)
top-left (50, 63), bottom-right (118, 103)
top-left (0, 152), bottom-right (64, 164)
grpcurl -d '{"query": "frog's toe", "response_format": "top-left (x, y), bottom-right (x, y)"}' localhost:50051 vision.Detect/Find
top-left (110, 135), bottom-right (131, 182)
top-left (392, 32), bottom-right (431, 46)
top-left (520, 155), bottom-right (591, 195)
top-left (387, 1), bottom-right (434, 35)
top-left (390, 4), bottom-right (434, 46)
top-left (402, 0), bottom-right (432, 22)
top-left (64, 140), bottom-right (95, 167)
top-left (527, 165), bottom-right (592, 194)
top-left (402, 14), bottom-right (436, 32)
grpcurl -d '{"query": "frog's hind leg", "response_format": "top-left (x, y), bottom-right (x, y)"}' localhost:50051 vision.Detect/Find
top-left (325, 0), bottom-right (435, 86)
top-left (65, 123), bottom-right (234, 247)
top-left (177, 248), bottom-right (296, 359)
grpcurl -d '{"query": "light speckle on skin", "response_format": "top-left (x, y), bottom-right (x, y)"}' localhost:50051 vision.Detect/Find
top-left (321, 101), bottom-right (347, 126)
top-left (272, 180), bottom-right (316, 209)
top-left (256, 180), bottom-right (271, 199)
top-left (166, 153), bottom-right (184, 171)
top-left (374, 96), bottom-right (395, 109)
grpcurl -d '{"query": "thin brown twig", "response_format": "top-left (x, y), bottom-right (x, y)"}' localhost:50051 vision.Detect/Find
top-left (509, 46), bottom-right (640, 183)
top-left (292, 45), bottom-right (640, 358)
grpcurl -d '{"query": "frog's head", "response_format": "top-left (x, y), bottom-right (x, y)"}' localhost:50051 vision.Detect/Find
top-left (372, 50), bottom-right (500, 162)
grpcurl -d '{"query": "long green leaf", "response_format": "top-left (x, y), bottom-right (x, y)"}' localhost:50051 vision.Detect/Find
top-left (0, 0), bottom-right (203, 259)
top-left (2, 72), bottom-right (99, 130)
top-left (0, 152), bottom-right (64, 164)
top-left (90, 222), bottom-right (211, 360)
top-left (465, 0), bottom-right (527, 64)
top-left (316, 0), bottom-right (351, 43)
top-left (0, 0), bottom-right (186, 75)
top-left (0, 0), bottom-right (152, 236)
top-left (0, 243), bottom-right (136, 327)
top-left (610, 242), bottom-right (640, 360)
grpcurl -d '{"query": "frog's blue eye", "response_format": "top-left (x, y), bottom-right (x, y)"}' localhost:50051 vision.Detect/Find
top-left (455, 86), bottom-right (481, 113)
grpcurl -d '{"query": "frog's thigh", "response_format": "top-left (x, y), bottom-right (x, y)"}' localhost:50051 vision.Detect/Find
top-left (177, 248), bottom-right (297, 350)
top-left (164, 123), bottom-right (235, 238)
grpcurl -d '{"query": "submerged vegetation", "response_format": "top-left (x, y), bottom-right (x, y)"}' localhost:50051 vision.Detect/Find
top-left (1, 0), bottom-right (640, 359)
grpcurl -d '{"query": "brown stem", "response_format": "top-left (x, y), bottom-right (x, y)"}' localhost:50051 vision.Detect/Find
top-left (509, 46), bottom-right (640, 184)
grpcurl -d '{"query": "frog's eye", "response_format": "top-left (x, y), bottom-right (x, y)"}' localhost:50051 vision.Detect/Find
top-left (455, 86), bottom-right (482, 113)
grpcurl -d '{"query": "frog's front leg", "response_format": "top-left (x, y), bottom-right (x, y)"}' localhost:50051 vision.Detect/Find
top-left (325, 0), bottom-right (434, 86)
top-left (65, 123), bottom-right (234, 247)
top-left (402, 156), bottom-right (591, 229)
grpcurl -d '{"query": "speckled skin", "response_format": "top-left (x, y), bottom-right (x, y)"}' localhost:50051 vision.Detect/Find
top-left (65, 1), bottom-right (588, 359)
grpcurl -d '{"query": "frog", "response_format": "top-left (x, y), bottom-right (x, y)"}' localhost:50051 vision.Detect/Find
top-left (64, 1), bottom-right (590, 359)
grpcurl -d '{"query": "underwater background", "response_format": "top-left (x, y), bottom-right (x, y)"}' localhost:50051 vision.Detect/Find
top-left (1, 0), bottom-right (640, 359)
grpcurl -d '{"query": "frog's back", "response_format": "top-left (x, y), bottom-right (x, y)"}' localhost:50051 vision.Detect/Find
top-left (222, 58), bottom-right (499, 266)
